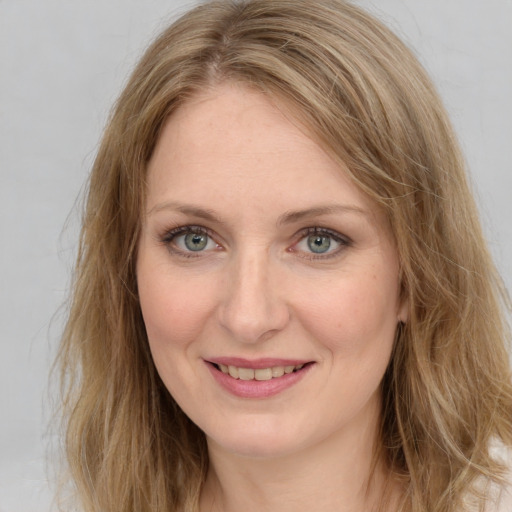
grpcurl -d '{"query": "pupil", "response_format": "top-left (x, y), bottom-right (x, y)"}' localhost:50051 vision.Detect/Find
top-left (185, 233), bottom-right (208, 251)
top-left (308, 235), bottom-right (331, 253)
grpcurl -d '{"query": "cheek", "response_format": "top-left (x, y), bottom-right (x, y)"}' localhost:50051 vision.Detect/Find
top-left (295, 268), bottom-right (400, 359)
top-left (137, 260), bottom-right (216, 353)
top-left (137, 263), bottom-right (217, 406)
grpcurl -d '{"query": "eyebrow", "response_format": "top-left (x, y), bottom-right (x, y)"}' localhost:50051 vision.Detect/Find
top-left (147, 201), bottom-right (368, 225)
top-left (277, 204), bottom-right (369, 225)
top-left (147, 201), bottom-right (225, 223)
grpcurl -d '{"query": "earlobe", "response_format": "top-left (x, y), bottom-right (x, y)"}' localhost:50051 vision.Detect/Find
top-left (397, 293), bottom-right (409, 324)
top-left (397, 302), bottom-right (408, 324)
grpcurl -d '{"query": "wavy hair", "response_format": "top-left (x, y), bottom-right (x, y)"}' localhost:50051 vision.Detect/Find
top-left (56, 1), bottom-right (512, 511)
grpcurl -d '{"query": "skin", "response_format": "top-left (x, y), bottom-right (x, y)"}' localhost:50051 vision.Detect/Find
top-left (137, 82), bottom-right (407, 512)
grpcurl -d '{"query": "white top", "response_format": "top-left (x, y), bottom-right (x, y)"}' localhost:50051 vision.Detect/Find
top-left (491, 481), bottom-right (512, 512)
top-left (483, 442), bottom-right (512, 512)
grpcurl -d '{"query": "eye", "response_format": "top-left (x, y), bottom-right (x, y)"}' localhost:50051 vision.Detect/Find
top-left (305, 234), bottom-right (334, 254)
top-left (292, 228), bottom-right (350, 258)
top-left (182, 232), bottom-right (210, 251)
top-left (161, 226), bottom-right (220, 255)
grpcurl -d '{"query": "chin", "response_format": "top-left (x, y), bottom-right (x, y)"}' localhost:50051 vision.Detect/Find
top-left (210, 436), bottom-right (300, 459)
top-left (204, 416), bottom-right (315, 459)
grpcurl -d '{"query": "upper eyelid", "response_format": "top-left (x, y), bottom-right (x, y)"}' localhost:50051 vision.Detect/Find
top-left (294, 226), bottom-right (351, 244)
top-left (161, 225), bottom-right (215, 242)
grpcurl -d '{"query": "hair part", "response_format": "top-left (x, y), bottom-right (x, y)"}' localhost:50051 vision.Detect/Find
top-left (57, 1), bottom-right (512, 511)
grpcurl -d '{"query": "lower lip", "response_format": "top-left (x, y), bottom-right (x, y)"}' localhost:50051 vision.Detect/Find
top-left (206, 362), bottom-right (313, 399)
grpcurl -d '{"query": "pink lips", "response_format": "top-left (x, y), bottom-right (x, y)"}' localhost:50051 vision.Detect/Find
top-left (208, 357), bottom-right (310, 369)
top-left (205, 357), bottom-right (313, 399)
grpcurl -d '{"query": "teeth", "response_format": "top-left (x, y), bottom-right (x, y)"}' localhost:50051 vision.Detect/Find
top-left (271, 366), bottom-right (285, 378)
top-left (217, 363), bottom-right (306, 380)
top-left (228, 365), bottom-right (239, 379)
top-left (255, 368), bottom-right (273, 381)
top-left (238, 368), bottom-right (255, 380)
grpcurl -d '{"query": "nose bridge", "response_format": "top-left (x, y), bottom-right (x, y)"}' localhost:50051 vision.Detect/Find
top-left (218, 244), bottom-right (289, 343)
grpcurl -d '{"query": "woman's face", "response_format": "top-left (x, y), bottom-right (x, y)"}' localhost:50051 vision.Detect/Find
top-left (137, 83), bottom-right (406, 458)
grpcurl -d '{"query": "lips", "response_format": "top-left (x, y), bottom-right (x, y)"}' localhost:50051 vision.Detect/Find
top-left (205, 357), bottom-right (314, 398)
top-left (216, 363), bottom-right (305, 381)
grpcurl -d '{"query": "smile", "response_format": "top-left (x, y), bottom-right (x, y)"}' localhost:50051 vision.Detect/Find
top-left (206, 359), bottom-right (313, 398)
top-left (216, 363), bottom-right (305, 381)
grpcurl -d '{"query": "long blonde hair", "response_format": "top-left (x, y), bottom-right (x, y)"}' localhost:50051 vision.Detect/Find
top-left (56, 1), bottom-right (512, 511)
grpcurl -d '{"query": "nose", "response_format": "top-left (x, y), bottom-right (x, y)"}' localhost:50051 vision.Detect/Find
top-left (217, 249), bottom-right (290, 344)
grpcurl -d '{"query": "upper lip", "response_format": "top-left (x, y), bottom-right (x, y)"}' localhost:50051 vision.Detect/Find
top-left (206, 357), bottom-right (312, 369)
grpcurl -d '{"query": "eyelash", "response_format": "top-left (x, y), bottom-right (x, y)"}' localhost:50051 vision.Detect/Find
top-left (159, 225), bottom-right (351, 260)
top-left (160, 225), bottom-right (219, 259)
top-left (291, 227), bottom-right (351, 260)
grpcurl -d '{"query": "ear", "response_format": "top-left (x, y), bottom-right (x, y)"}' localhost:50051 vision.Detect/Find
top-left (397, 296), bottom-right (409, 324)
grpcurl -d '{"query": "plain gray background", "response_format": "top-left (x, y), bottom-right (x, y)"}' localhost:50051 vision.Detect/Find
top-left (1, 1), bottom-right (511, 510)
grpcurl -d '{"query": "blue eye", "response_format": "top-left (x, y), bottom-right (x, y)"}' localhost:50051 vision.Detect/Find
top-left (307, 234), bottom-right (332, 254)
top-left (293, 228), bottom-right (348, 258)
top-left (162, 226), bottom-right (218, 254)
top-left (183, 232), bottom-right (209, 251)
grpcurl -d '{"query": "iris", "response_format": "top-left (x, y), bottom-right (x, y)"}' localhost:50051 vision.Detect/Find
top-left (184, 232), bottom-right (209, 251)
top-left (307, 235), bottom-right (331, 254)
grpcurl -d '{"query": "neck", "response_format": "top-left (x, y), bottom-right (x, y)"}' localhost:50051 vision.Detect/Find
top-left (200, 397), bottom-right (399, 512)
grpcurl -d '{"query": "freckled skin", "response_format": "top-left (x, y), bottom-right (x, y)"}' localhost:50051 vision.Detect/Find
top-left (137, 83), bottom-right (407, 459)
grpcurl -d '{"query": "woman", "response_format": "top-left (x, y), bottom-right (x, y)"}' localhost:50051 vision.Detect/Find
top-left (56, 1), bottom-right (512, 511)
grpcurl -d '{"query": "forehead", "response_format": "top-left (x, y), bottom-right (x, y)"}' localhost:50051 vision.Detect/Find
top-left (153, 83), bottom-right (320, 168)
top-left (145, 82), bottom-right (383, 226)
